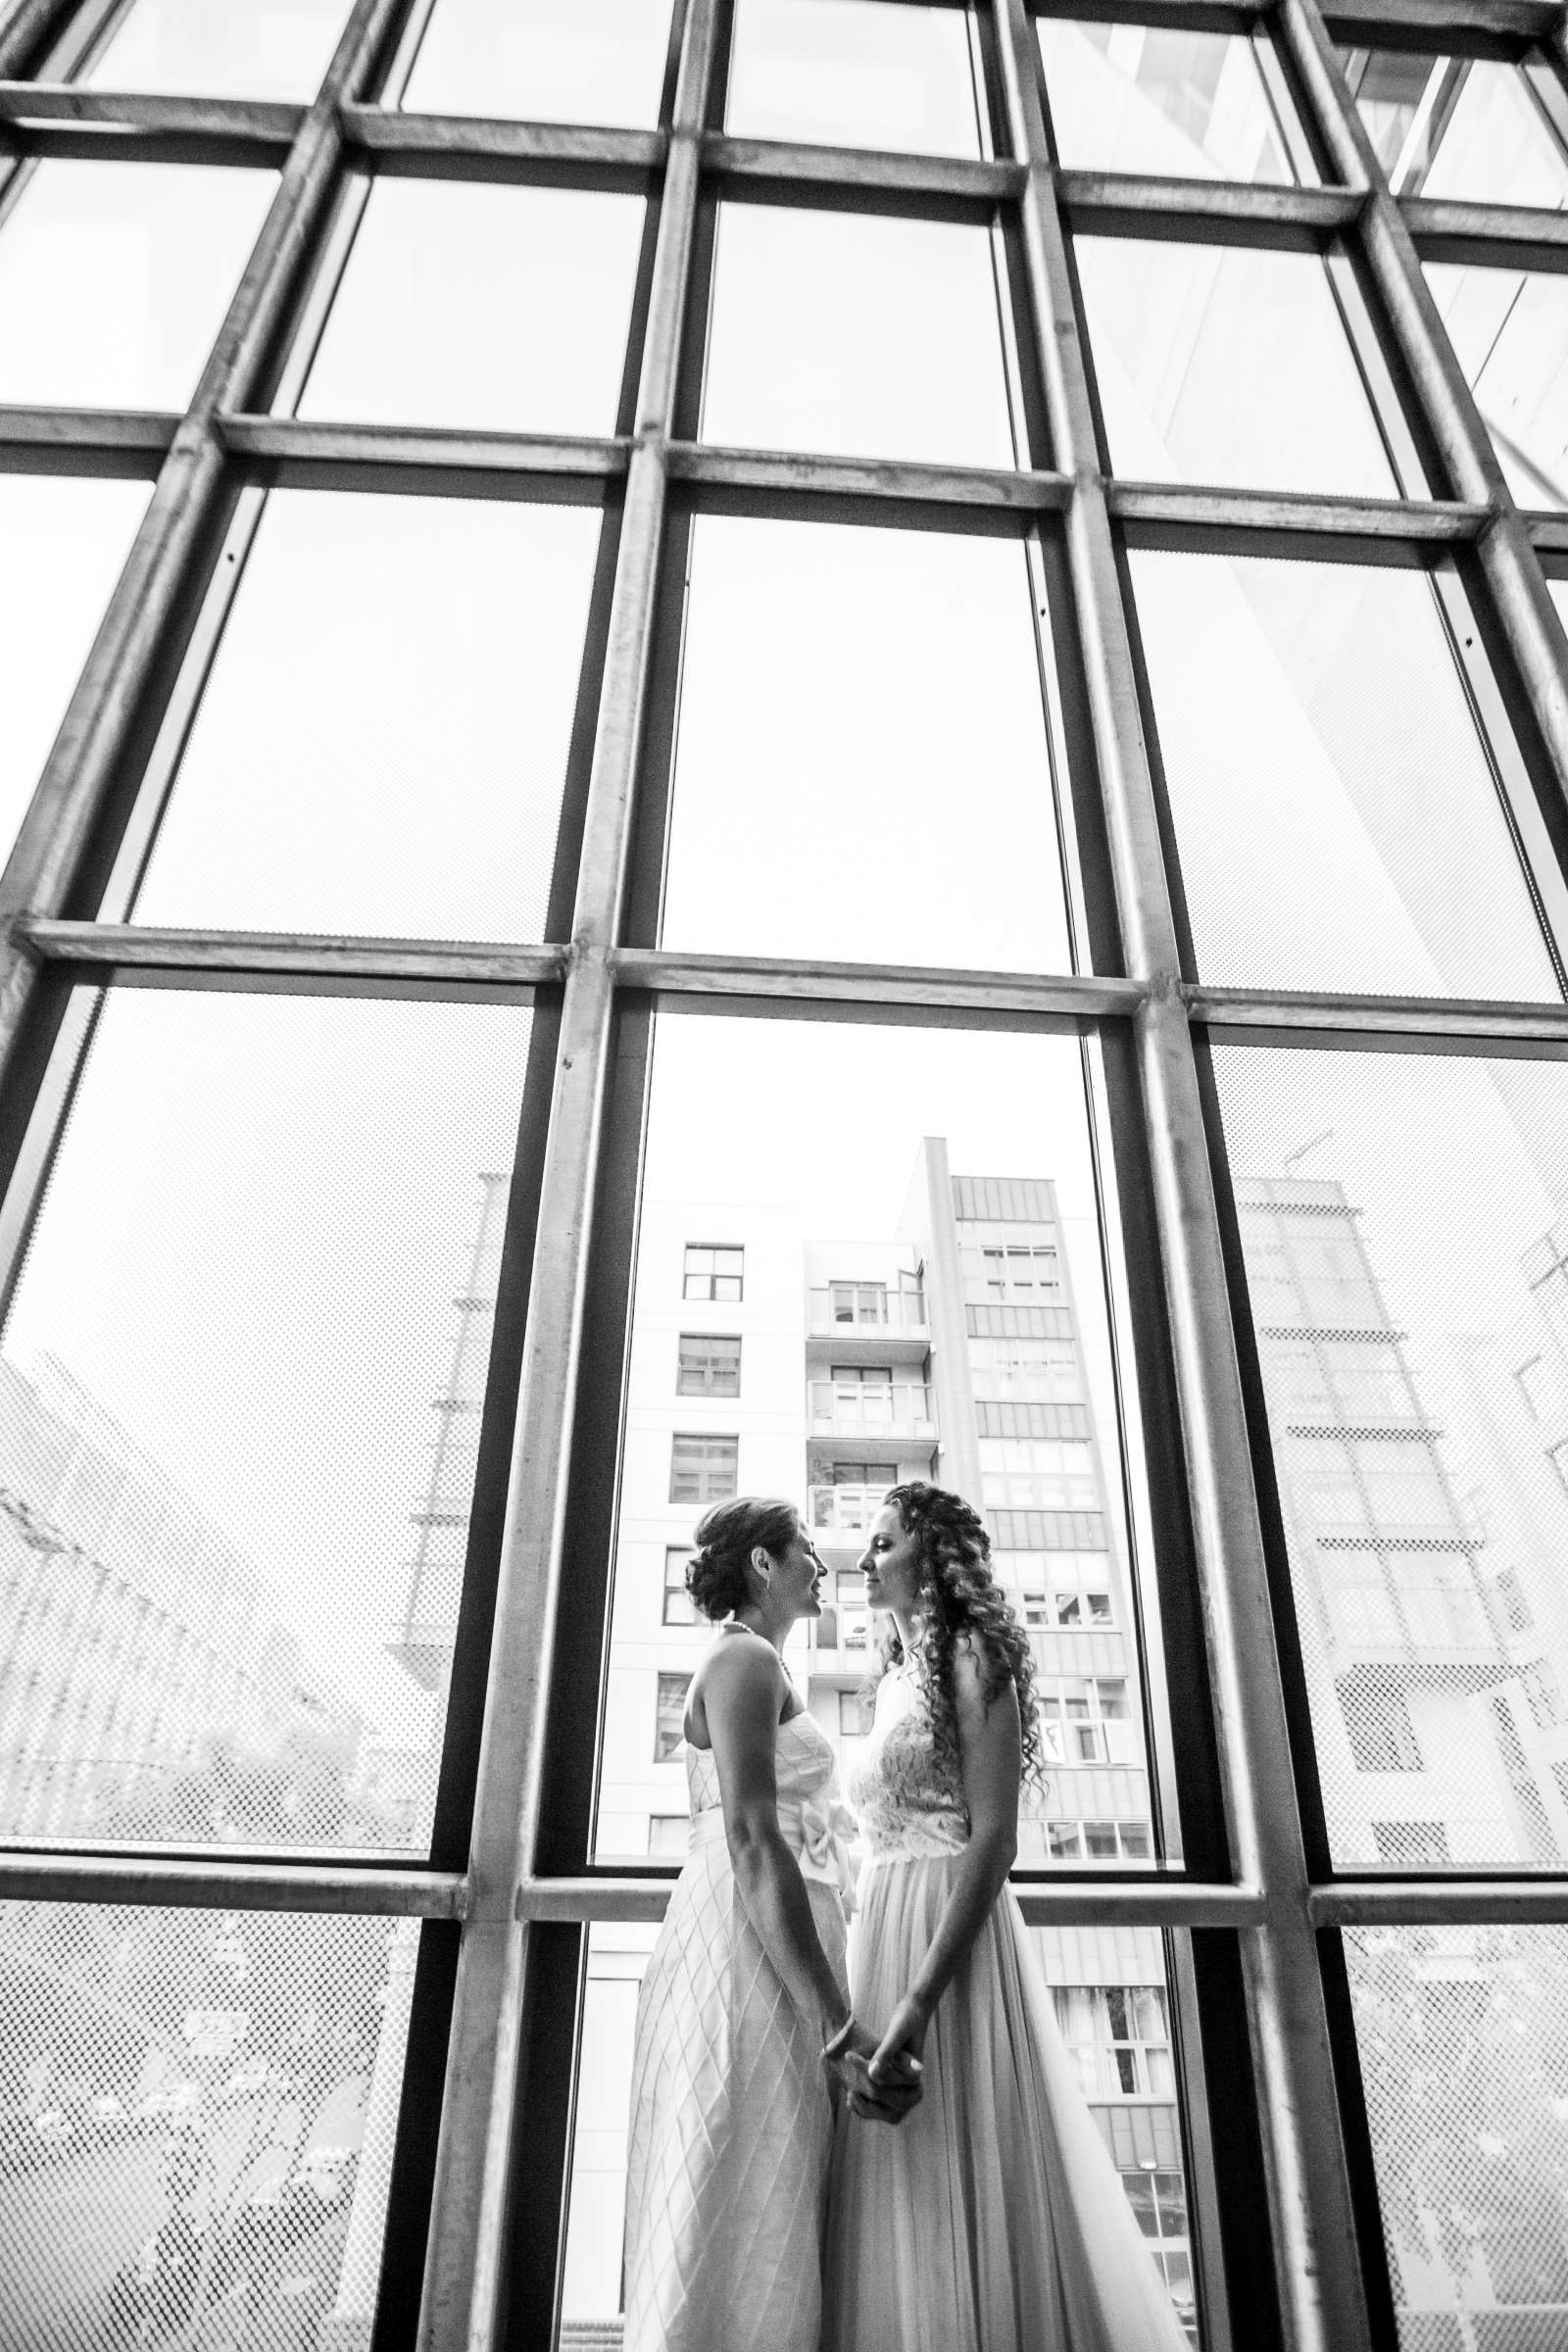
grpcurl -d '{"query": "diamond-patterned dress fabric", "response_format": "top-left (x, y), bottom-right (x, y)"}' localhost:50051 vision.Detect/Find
top-left (624, 1709), bottom-right (852, 2352)
top-left (823, 1668), bottom-right (1191, 2352)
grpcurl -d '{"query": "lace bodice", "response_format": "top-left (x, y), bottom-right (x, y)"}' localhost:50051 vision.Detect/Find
top-left (845, 1667), bottom-right (969, 1858)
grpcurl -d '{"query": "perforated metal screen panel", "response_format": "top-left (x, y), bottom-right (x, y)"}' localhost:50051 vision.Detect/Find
top-left (0, 1900), bottom-right (414, 2349)
top-left (1344, 1925), bottom-right (1568, 2350)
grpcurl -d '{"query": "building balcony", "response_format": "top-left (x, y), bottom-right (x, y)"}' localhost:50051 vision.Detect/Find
top-left (804, 1289), bottom-right (930, 1365)
top-left (808, 1603), bottom-right (873, 1669)
top-left (809, 1484), bottom-right (889, 1538)
top-left (806, 1382), bottom-right (938, 1448)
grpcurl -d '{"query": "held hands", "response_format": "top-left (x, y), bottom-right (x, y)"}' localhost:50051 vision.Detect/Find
top-left (824, 2017), bottom-right (923, 2127)
top-left (865, 1991), bottom-right (931, 2112)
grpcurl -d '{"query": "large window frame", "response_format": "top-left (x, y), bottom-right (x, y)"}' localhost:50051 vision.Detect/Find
top-left (0, 0), bottom-right (1565, 2346)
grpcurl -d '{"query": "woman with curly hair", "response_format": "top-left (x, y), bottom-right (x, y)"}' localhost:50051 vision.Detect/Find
top-left (623, 1495), bottom-right (920, 2352)
top-left (823, 1481), bottom-right (1189, 2352)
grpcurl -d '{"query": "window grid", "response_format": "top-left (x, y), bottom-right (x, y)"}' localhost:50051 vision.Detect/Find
top-left (0, 0), bottom-right (1566, 2348)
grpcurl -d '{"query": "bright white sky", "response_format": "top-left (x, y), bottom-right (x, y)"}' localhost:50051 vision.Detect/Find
top-left (2, 0), bottom-right (1567, 1823)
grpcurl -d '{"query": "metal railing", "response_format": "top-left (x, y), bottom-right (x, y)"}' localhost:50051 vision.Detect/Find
top-left (805, 1379), bottom-right (937, 1434)
top-left (805, 1285), bottom-right (929, 1337)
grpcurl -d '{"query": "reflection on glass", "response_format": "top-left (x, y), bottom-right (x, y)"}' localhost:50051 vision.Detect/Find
top-left (1346, 1925), bottom-right (1568, 2343)
top-left (84, 0), bottom-right (348, 100)
top-left (702, 206), bottom-right (1014, 466)
top-left (1131, 551), bottom-right (1558, 999)
top-left (0, 990), bottom-right (533, 1852)
top-left (728, 0), bottom-right (981, 159)
top-left (402, 0), bottom-right (671, 127)
top-left (595, 1017), bottom-right (1162, 1874)
top-left (661, 516), bottom-right (1068, 972)
top-left (0, 476), bottom-right (147, 873)
top-left (1076, 238), bottom-right (1397, 494)
top-left (133, 492), bottom-right (600, 941)
top-left (0, 162), bottom-right (274, 410)
top-left (1038, 19), bottom-right (1302, 183)
top-left (297, 179), bottom-right (645, 434)
top-left (1342, 49), bottom-right (1568, 206)
top-left (1213, 1046), bottom-right (1568, 1872)
top-left (563, 1923), bottom-right (1196, 2332)
top-left (1426, 262), bottom-right (1568, 510)
top-left (0, 1901), bottom-right (413, 2344)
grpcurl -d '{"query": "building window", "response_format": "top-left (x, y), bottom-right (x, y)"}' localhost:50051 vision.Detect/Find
top-left (677, 1333), bottom-right (741, 1397)
top-left (975, 1244), bottom-right (1060, 1299)
top-left (829, 1280), bottom-right (888, 1327)
top-left (827, 1460), bottom-right (886, 1489)
top-left (838, 1690), bottom-right (873, 1737)
top-left (648, 1815), bottom-right (689, 1859)
top-left (683, 1244), bottom-right (743, 1301)
top-left (1052, 1984), bottom-right (1173, 2097)
top-left (976, 1398), bottom-right (1090, 1441)
top-left (1344, 1686), bottom-right (1423, 1773)
top-left (654, 1673), bottom-right (691, 1762)
top-left (662, 1547), bottom-right (698, 1627)
top-left (1371, 1820), bottom-right (1451, 1868)
top-left (992, 1507), bottom-right (1108, 1552)
top-left (829, 1363), bottom-right (893, 1386)
top-left (669, 1434), bottom-right (738, 1505)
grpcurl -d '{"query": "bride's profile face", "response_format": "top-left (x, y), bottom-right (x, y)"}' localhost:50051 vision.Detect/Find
top-left (859, 1503), bottom-right (923, 1618)
top-left (766, 1515), bottom-right (826, 1622)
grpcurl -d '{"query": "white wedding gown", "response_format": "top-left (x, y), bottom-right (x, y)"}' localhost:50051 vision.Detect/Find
top-left (623, 1703), bottom-right (854, 2352)
top-left (824, 1666), bottom-right (1192, 2352)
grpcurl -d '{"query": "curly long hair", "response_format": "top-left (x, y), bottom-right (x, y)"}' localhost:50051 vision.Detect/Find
top-left (875, 1481), bottom-right (1045, 1793)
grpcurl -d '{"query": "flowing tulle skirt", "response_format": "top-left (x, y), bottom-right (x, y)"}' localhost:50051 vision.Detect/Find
top-left (624, 1836), bottom-right (849, 2352)
top-left (823, 1852), bottom-right (1191, 2352)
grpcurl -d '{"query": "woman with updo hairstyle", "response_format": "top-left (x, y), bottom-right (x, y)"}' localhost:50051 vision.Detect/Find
top-left (623, 1495), bottom-right (921, 2352)
top-left (823, 1482), bottom-right (1190, 2352)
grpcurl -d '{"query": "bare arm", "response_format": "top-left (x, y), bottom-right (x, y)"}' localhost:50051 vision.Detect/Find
top-left (866, 1643), bottom-right (1020, 2083)
top-left (704, 1641), bottom-right (853, 2044)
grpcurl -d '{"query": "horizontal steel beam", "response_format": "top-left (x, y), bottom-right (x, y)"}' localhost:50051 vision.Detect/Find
top-left (219, 415), bottom-right (627, 502)
top-left (1108, 479), bottom-right (1490, 552)
top-left (666, 439), bottom-right (1071, 527)
top-left (518, 1874), bottom-right (1267, 1925)
top-left (1187, 981), bottom-right (1568, 1047)
top-left (1058, 171), bottom-right (1364, 249)
top-left (1401, 193), bottom-right (1568, 271)
top-left (0, 1851), bottom-right (467, 1917)
top-left (1312, 1878), bottom-right (1568, 1926)
top-left (706, 131), bottom-right (1020, 217)
top-left (1319, 0), bottom-right (1558, 46)
top-left (0, 85), bottom-right (299, 168)
top-left (341, 102), bottom-right (663, 190)
top-left (0, 403), bottom-right (177, 477)
top-left (21, 920), bottom-right (567, 997)
top-left (612, 946), bottom-right (1144, 1021)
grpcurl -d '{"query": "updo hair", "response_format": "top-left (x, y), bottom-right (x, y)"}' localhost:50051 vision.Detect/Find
top-left (686, 1495), bottom-right (800, 1621)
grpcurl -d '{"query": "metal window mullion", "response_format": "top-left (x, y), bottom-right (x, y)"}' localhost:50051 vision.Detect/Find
top-left (410, 6), bottom-right (718, 2344)
top-left (1277, 0), bottom-right (1568, 837)
top-left (0, 1851), bottom-right (466, 1915)
top-left (993, 3), bottom-right (1372, 2345)
top-left (0, 0), bottom-right (74, 76)
top-left (0, 0), bottom-right (410, 1094)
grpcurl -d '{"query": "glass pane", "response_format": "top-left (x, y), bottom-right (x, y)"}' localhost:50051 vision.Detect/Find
top-left (1343, 49), bottom-right (1568, 207)
top-left (563, 1922), bottom-right (1197, 2337)
top-left (84, 0), bottom-right (349, 100)
top-left (402, 0), bottom-right (672, 127)
top-left (0, 1900), bottom-right (414, 2346)
top-left (1038, 19), bottom-right (1303, 184)
top-left (1346, 1925), bottom-right (1568, 2344)
top-left (0, 476), bottom-right (147, 873)
top-left (660, 517), bottom-right (1070, 972)
top-left (1130, 550), bottom-right (1559, 999)
top-left (1211, 1045), bottom-right (1568, 1871)
top-left (133, 491), bottom-right (601, 942)
top-left (702, 206), bottom-right (1015, 467)
top-left (1426, 261), bottom-right (1568, 511)
top-left (296, 180), bottom-right (645, 435)
top-left (595, 1018), bottom-right (1166, 1870)
top-left (0, 161), bottom-right (274, 410)
top-left (0, 989), bottom-right (532, 1852)
top-left (1075, 237), bottom-right (1397, 495)
top-left (728, 0), bottom-right (981, 159)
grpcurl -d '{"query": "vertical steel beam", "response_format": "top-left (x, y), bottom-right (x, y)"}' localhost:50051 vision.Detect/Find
top-left (0, 0), bottom-right (74, 75)
top-left (991, 3), bottom-right (1373, 2345)
top-left (0, 0), bottom-right (408, 1079)
top-left (1277, 0), bottom-right (1568, 808)
top-left (412, 5), bottom-right (718, 2345)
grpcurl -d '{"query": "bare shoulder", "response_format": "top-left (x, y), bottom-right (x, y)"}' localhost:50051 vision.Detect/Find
top-left (692, 1630), bottom-right (784, 1717)
top-left (951, 1633), bottom-right (1018, 1721)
